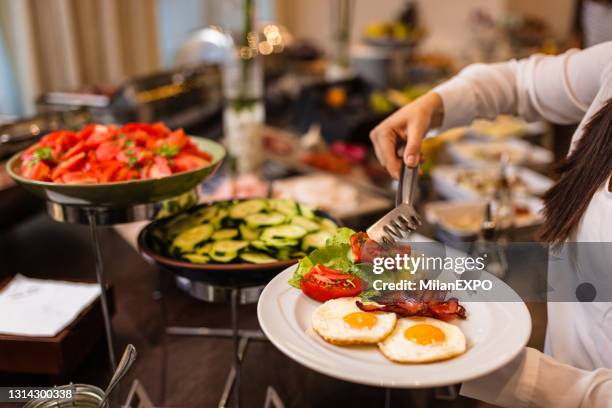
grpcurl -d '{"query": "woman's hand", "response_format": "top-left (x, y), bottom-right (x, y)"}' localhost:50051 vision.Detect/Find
top-left (369, 92), bottom-right (443, 179)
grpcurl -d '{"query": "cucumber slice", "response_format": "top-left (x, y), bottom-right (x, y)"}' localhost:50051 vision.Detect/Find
top-left (196, 242), bottom-right (214, 254)
top-left (229, 200), bottom-right (267, 219)
top-left (276, 248), bottom-right (291, 260)
top-left (239, 224), bottom-right (260, 240)
top-left (210, 208), bottom-right (228, 228)
top-left (245, 212), bottom-right (286, 227)
top-left (239, 251), bottom-right (277, 264)
top-left (172, 224), bottom-right (214, 252)
top-left (298, 203), bottom-right (316, 219)
top-left (290, 216), bottom-right (320, 232)
top-left (212, 240), bottom-right (249, 254)
top-left (302, 230), bottom-right (334, 250)
top-left (183, 254), bottom-right (211, 264)
top-left (263, 238), bottom-right (299, 248)
top-left (290, 250), bottom-right (307, 258)
top-left (193, 206), bottom-right (218, 222)
top-left (210, 251), bottom-right (237, 263)
top-left (212, 229), bottom-right (239, 241)
top-left (269, 199), bottom-right (298, 215)
top-left (251, 240), bottom-right (269, 250)
top-left (318, 217), bottom-right (338, 231)
top-left (261, 225), bottom-right (307, 241)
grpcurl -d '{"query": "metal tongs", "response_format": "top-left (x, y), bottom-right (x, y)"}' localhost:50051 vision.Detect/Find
top-left (367, 162), bottom-right (422, 247)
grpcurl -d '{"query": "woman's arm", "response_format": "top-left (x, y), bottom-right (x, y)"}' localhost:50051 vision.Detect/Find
top-left (370, 41), bottom-right (612, 177)
top-left (433, 41), bottom-right (612, 129)
top-left (461, 347), bottom-right (612, 407)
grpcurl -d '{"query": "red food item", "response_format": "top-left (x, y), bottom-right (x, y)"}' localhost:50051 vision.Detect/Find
top-left (21, 161), bottom-right (51, 181)
top-left (349, 231), bottom-right (369, 262)
top-left (300, 264), bottom-right (362, 302)
top-left (18, 122), bottom-right (212, 184)
top-left (356, 293), bottom-right (466, 321)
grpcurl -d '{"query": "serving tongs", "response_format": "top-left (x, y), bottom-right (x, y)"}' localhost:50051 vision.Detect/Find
top-left (367, 162), bottom-right (422, 247)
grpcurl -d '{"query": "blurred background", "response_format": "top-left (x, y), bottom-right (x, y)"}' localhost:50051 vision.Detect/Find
top-left (0, 0), bottom-right (610, 407)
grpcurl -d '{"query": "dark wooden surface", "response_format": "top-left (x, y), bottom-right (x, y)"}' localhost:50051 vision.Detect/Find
top-left (0, 210), bottom-right (545, 408)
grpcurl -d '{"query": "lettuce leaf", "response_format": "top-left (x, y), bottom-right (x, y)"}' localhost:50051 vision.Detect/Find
top-left (288, 228), bottom-right (357, 288)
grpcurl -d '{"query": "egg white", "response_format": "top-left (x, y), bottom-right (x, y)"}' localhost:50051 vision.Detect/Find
top-left (378, 317), bottom-right (466, 363)
top-left (312, 297), bottom-right (397, 345)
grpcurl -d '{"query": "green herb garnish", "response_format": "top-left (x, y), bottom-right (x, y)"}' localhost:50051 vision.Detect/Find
top-left (158, 144), bottom-right (180, 158)
top-left (33, 146), bottom-right (54, 162)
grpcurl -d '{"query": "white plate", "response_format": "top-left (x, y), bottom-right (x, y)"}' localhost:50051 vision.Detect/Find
top-left (431, 165), bottom-right (553, 201)
top-left (258, 263), bottom-right (531, 388)
top-left (447, 139), bottom-right (553, 167)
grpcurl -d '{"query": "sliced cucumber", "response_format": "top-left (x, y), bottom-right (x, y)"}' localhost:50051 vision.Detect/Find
top-left (210, 251), bottom-right (237, 263)
top-left (239, 251), bottom-right (277, 264)
top-left (193, 206), bottom-right (218, 223)
top-left (183, 254), bottom-right (211, 264)
top-left (269, 199), bottom-right (298, 215)
top-left (196, 242), bottom-right (214, 255)
top-left (250, 240), bottom-right (269, 251)
top-left (276, 248), bottom-right (291, 260)
top-left (261, 225), bottom-right (307, 241)
top-left (290, 216), bottom-right (320, 232)
top-left (318, 217), bottom-right (338, 231)
top-left (239, 224), bottom-right (260, 240)
top-left (172, 224), bottom-right (214, 252)
top-left (212, 240), bottom-right (249, 254)
top-left (245, 212), bottom-right (286, 227)
top-left (298, 203), bottom-right (316, 219)
top-left (212, 229), bottom-right (239, 241)
top-left (264, 238), bottom-right (299, 248)
top-left (229, 200), bottom-right (267, 219)
top-left (302, 230), bottom-right (334, 250)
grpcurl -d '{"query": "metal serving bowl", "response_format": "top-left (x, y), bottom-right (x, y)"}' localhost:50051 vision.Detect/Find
top-left (6, 136), bottom-right (225, 206)
top-left (138, 201), bottom-right (341, 287)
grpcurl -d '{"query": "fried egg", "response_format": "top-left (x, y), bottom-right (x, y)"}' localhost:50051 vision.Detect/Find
top-left (312, 297), bottom-right (397, 345)
top-left (378, 317), bottom-right (466, 363)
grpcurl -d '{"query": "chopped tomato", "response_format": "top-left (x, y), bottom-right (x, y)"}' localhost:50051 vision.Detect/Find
top-left (84, 125), bottom-right (115, 147)
top-left (150, 157), bottom-right (172, 178)
top-left (62, 171), bottom-right (97, 184)
top-left (95, 141), bottom-right (122, 161)
top-left (300, 264), bottom-right (362, 302)
top-left (172, 152), bottom-right (208, 172)
top-left (99, 161), bottom-right (123, 182)
top-left (21, 161), bottom-right (51, 181)
top-left (63, 141), bottom-right (86, 159)
top-left (18, 122), bottom-right (211, 184)
top-left (349, 232), bottom-right (369, 262)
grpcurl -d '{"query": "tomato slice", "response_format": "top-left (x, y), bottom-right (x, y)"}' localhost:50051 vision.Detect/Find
top-left (300, 265), bottom-right (362, 302)
top-left (349, 232), bottom-right (369, 262)
top-left (96, 141), bottom-right (122, 161)
top-left (63, 141), bottom-right (86, 159)
top-left (149, 156), bottom-right (172, 178)
top-left (21, 161), bottom-right (51, 181)
top-left (62, 171), bottom-right (97, 184)
top-left (172, 152), bottom-right (208, 172)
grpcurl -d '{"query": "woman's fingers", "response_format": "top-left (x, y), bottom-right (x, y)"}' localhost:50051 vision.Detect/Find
top-left (403, 113), bottom-right (429, 167)
top-left (370, 126), bottom-right (403, 179)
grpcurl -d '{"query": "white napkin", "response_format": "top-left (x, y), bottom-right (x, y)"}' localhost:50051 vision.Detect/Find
top-left (0, 274), bottom-right (101, 337)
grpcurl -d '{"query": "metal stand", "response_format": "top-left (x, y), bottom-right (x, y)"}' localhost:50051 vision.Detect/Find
top-left (157, 271), bottom-right (268, 408)
top-left (87, 212), bottom-right (117, 371)
top-left (46, 196), bottom-right (186, 374)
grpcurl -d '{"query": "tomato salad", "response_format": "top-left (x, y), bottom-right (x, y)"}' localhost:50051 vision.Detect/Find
top-left (19, 122), bottom-right (212, 184)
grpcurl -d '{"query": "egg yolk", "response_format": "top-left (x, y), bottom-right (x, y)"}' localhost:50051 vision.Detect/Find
top-left (404, 324), bottom-right (446, 345)
top-left (343, 312), bottom-right (378, 329)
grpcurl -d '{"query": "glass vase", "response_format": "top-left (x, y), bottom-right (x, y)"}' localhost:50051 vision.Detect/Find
top-left (222, 0), bottom-right (265, 175)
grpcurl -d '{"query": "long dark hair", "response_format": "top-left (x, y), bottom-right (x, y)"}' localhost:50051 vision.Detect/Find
top-left (537, 97), bottom-right (612, 244)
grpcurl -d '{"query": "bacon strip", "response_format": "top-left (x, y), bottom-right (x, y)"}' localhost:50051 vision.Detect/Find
top-left (356, 291), bottom-right (466, 321)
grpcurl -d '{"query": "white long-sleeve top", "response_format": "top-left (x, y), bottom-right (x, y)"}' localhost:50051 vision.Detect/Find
top-left (432, 41), bottom-right (612, 407)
